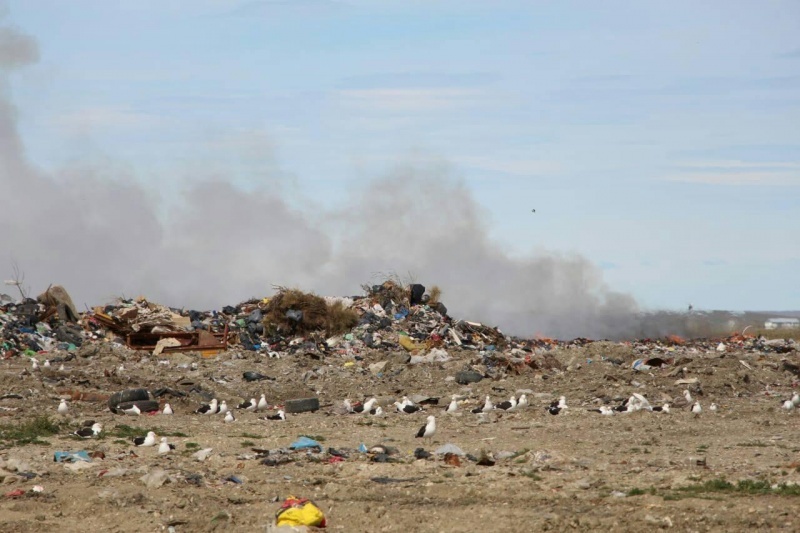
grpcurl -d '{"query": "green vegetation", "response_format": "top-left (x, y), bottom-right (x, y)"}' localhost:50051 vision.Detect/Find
top-left (185, 442), bottom-right (200, 449)
top-left (0, 416), bottom-right (62, 446)
top-left (108, 424), bottom-right (187, 439)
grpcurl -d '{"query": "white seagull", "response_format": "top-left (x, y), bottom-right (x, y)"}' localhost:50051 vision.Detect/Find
top-left (792, 392), bottom-right (800, 407)
top-left (265, 409), bottom-right (286, 421)
top-left (217, 400), bottom-right (228, 415)
top-left (133, 431), bottom-right (156, 447)
top-left (362, 398), bottom-right (378, 413)
top-left (224, 410), bottom-right (235, 423)
top-left (516, 394), bottom-right (529, 409)
top-left (709, 403), bottom-right (718, 412)
top-left (57, 399), bottom-right (69, 415)
top-left (158, 437), bottom-right (175, 454)
top-left (782, 399), bottom-right (795, 412)
top-left (497, 395), bottom-right (517, 411)
top-left (196, 399), bottom-right (218, 415)
top-left (74, 423), bottom-right (102, 438)
top-left (557, 396), bottom-right (568, 409)
top-left (122, 404), bottom-right (141, 416)
top-left (415, 415), bottom-right (436, 443)
top-left (481, 396), bottom-right (494, 412)
top-left (238, 398), bottom-right (257, 411)
top-left (257, 394), bottom-right (269, 411)
top-left (446, 396), bottom-right (458, 413)
top-left (691, 401), bottom-right (702, 417)
top-left (43, 359), bottom-right (51, 368)
top-left (162, 403), bottom-right (173, 415)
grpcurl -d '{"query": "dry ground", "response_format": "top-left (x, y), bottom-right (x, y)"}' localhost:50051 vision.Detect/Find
top-left (1, 342), bottom-right (800, 532)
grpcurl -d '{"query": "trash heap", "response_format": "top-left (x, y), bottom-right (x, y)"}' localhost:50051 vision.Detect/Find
top-left (0, 286), bottom-right (85, 358)
top-left (2, 280), bottom-right (798, 363)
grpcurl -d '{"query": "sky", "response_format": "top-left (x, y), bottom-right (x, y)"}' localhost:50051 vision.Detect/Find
top-left (1, 1), bottom-right (799, 338)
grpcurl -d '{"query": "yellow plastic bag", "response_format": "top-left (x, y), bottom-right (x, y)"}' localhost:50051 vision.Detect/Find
top-left (399, 334), bottom-right (423, 352)
top-left (275, 496), bottom-right (326, 528)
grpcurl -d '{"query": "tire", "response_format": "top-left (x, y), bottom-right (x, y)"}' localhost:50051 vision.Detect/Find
top-left (107, 388), bottom-right (150, 412)
top-left (284, 397), bottom-right (320, 414)
top-left (111, 400), bottom-right (161, 414)
top-left (455, 371), bottom-right (483, 384)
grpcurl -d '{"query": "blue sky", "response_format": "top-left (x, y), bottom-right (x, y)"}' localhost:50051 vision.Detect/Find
top-left (5, 0), bottom-right (800, 312)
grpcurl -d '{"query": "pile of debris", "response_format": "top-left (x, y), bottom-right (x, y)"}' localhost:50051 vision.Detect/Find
top-left (2, 280), bottom-right (798, 366)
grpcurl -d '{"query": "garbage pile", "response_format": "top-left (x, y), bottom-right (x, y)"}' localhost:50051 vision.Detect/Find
top-left (2, 280), bottom-right (798, 363)
top-left (0, 286), bottom-right (85, 358)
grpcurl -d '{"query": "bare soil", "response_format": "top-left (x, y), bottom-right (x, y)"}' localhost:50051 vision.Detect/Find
top-left (2, 343), bottom-right (800, 532)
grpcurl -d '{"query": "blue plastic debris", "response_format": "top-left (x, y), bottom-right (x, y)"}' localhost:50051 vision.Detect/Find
top-left (358, 443), bottom-right (368, 453)
top-left (54, 451), bottom-right (91, 463)
top-left (289, 437), bottom-right (322, 451)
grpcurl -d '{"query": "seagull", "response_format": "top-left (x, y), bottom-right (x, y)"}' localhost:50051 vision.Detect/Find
top-left (158, 437), bottom-right (175, 454)
top-left (238, 398), bottom-right (257, 411)
top-left (369, 406), bottom-right (383, 416)
top-left (224, 410), bottom-right (235, 423)
top-left (394, 401), bottom-right (421, 414)
top-left (557, 396), bottom-right (568, 409)
top-left (652, 403), bottom-right (670, 413)
top-left (548, 405), bottom-right (561, 415)
top-left (446, 396), bottom-right (458, 413)
top-left (691, 401), bottom-right (702, 417)
top-left (265, 410), bottom-right (286, 421)
top-left (342, 399), bottom-right (355, 413)
top-left (399, 396), bottom-right (414, 408)
top-left (133, 431), bottom-right (156, 447)
top-left (58, 364), bottom-right (65, 372)
top-left (43, 360), bottom-right (50, 368)
top-left (709, 403), bottom-right (718, 413)
top-left (217, 400), bottom-right (228, 415)
top-left (31, 359), bottom-right (39, 371)
top-left (415, 415), bottom-right (436, 443)
top-left (792, 393), bottom-right (800, 407)
top-left (196, 399), bottom-right (218, 415)
top-left (481, 396), bottom-right (494, 413)
top-left (684, 390), bottom-right (693, 403)
top-left (600, 406), bottom-right (615, 416)
top-left (782, 400), bottom-right (795, 412)
top-left (496, 395), bottom-right (517, 411)
top-left (162, 403), bottom-right (173, 415)
top-left (122, 404), bottom-right (141, 416)
top-left (362, 398), bottom-right (378, 413)
top-left (57, 399), bottom-right (69, 415)
top-left (74, 423), bottom-right (102, 438)
top-left (516, 394), bottom-right (529, 409)
top-left (257, 394), bottom-right (269, 411)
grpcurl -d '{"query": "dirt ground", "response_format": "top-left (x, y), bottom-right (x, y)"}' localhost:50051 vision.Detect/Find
top-left (2, 342), bottom-right (800, 533)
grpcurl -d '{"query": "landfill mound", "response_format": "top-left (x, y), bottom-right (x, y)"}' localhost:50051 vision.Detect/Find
top-left (1, 282), bottom-right (800, 532)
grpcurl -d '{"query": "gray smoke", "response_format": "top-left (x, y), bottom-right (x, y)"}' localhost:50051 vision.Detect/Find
top-left (0, 21), bottom-right (644, 339)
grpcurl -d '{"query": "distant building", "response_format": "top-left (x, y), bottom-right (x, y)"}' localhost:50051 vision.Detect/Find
top-left (765, 317), bottom-right (800, 330)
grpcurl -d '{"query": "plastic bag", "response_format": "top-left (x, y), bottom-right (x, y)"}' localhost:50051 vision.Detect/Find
top-left (275, 495), bottom-right (326, 528)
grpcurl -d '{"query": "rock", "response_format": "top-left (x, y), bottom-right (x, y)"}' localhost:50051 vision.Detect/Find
top-left (455, 371), bottom-right (483, 384)
top-left (435, 444), bottom-right (466, 456)
top-left (140, 468), bottom-right (169, 488)
top-left (386, 352), bottom-right (411, 365)
top-left (192, 448), bottom-right (213, 462)
top-left (285, 397), bottom-right (320, 414)
top-left (369, 361), bottom-right (387, 374)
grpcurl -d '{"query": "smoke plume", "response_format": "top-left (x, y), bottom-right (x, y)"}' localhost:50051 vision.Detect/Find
top-left (0, 20), bottom-right (645, 339)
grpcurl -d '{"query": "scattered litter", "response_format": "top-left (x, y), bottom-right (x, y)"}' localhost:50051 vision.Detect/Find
top-left (54, 451), bottom-right (91, 463)
top-left (275, 496), bottom-right (327, 528)
top-left (289, 437), bottom-right (322, 451)
top-left (434, 444), bottom-right (465, 456)
top-left (192, 448), bottom-right (213, 462)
